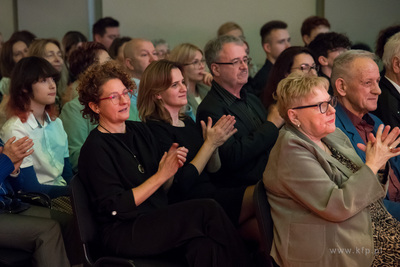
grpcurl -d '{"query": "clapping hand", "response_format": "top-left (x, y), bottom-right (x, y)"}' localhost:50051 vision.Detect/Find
top-left (201, 115), bottom-right (237, 149)
top-left (1, 136), bottom-right (34, 172)
top-left (158, 143), bottom-right (188, 180)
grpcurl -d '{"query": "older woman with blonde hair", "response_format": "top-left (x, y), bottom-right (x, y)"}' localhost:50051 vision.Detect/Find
top-left (263, 72), bottom-right (400, 266)
top-left (169, 43), bottom-right (211, 117)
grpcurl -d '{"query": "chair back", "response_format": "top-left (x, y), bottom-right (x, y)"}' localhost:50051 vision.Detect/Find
top-left (70, 175), bottom-right (104, 265)
top-left (254, 180), bottom-right (275, 267)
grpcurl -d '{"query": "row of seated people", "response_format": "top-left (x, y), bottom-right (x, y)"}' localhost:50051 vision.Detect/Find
top-left (0, 23), bottom-right (400, 266)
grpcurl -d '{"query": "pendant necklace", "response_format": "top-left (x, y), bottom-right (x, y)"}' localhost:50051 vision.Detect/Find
top-left (98, 124), bottom-right (145, 174)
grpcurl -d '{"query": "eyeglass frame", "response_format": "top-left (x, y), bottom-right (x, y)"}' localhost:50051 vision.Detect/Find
top-left (213, 56), bottom-right (252, 67)
top-left (183, 59), bottom-right (206, 68)
top-left (291, 63), bottom-right (320, 73)
top-left (291, 96), bottom-right (337, 114)
top-left (99, 89), bottom-right (133, 105)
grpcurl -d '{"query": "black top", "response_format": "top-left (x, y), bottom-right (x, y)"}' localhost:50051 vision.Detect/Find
top-left (246, 59), bottom-right (273, 97)
top-left (146, 117), bottom-right (216, 203)
top-left (372, 76), bottom-right (400, 128)
top-left (78, 121), bottom-right (166, 232)
top-left (197, 81), bottom-right (279, 187)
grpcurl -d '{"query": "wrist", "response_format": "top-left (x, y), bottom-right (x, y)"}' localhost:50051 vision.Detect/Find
top-left (9, 168), bottom-right (20, 177)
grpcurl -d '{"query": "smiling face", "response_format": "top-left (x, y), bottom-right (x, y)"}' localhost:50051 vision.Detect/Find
top-left (44, 42), bottom-right (64, 72)
top-left (157, 68), bottom-right (187, 115)
top-left (183, 50), bottom-right (205, 83)
top-left (30, 77), bottom-right (57, 110)
top-left (95, 78), bottom-right (131, 126)
top-left (289, 86), bottom-right (336, 142)
top-left (339, 57), bottom-right (381, 118)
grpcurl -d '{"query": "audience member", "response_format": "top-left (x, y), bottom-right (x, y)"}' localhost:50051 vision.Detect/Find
top-left (152, 38), bottom-right (170, 60)
top-left (373, 33), bottom-right (400, 128)
top-left (109, 36), bottom-right (132, 66)
top-left (77, 60), bottom-right (249, 266)
top-left (263, 46), bottom-right (318, 110)
top-left (169, 43), bottom-right (210, 116)
top-left (308, 32), bottom-right (351, 94)
top-left (375, 24), bottom-right (400, 60)
top-left (139, 60), bottom-right (260, 244)
top-left (264, 72), bottom-right (400, 266)
top-left (197, 35), bottom-right (283, 189)
top-left (351, 42), bottom-right (372, 52)
top-left (0, 57), bottom-right (73, 209)
top-left (0, 136), bottom-right (70, 267)
top-left (0, 38), bottom-right (29, 97)
top-left (60, 42), bottom-right (116, 173)
top-left (92, 16), bottom-right (120, 50)
top-left (29, 38), bottom-right (69, 104)
top-left (301, 16), bottom-right (330, 46)
top-left (9, 30), bottom-right (36, 47)
top-left (332, 50), bottom-right (400, 220)
top-left (249, 20), bottom-right (291, 97)
top-left (217, 22), bottom-right (244, 38)
top-left (61, 31), bottom-right (87, 64)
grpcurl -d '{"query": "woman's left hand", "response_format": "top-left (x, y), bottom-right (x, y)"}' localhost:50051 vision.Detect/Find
top-left (158, 143), bottom-right (188, 180)
top-left (201, 115), bottom-right (237, 149)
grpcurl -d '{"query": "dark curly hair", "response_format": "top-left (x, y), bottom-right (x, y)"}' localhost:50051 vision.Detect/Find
top-left (308, 32), bottom-right (351, 58)
top-left (78, 60), bottom-right (136, 124)
top-left (375, 24), bottom-right (400, 59)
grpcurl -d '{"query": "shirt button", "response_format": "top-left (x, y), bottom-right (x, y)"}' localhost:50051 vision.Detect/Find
top-left (111, 211), bottom-right (117, 216)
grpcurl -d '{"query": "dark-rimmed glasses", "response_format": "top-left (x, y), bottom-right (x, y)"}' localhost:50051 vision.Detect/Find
top-left (214, 57), bottom-right (252, 67)
top-left (291, 96), bottom-right (337, 114)
top-left (184, 59), bottom-right (206, 68)
top-left (291, 63), bottom-right (320, 73)
top-left (99, 89), bottom-right (133, 105)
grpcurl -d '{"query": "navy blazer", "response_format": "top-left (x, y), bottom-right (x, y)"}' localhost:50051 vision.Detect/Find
top-left (196, 82), bottom-right (279, 187)
top-left (335, 103), bottom-right (400, 219)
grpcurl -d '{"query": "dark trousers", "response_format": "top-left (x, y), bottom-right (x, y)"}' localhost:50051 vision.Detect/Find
top-left (107, 199), bottom-right (250, 267)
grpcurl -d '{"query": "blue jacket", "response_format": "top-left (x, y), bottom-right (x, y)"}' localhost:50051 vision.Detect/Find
top-left (335, 103), bottom-right (400, 219)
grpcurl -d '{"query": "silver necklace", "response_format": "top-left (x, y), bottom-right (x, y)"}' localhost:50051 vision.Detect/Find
top-left (98, 124), bottom-right (145, 174)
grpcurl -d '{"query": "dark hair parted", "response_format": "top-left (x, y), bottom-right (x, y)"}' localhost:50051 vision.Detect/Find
top-left (78, 61), bottom-right (135, 124)
top-left (9, 30), bottom-right (36, 47)
top-left (109, 37), bottom-right (132, 59)
top-left (308, 32), bottom-right (351, 58)
top-left (375, 24), bottom-right (400, 59)
top-left (92, 17), bottom-right (119, 37)
top-left (68, 42), bottom-right (107, 81)
top-left (301, 16), bottom-right (330, 36)
top-left (137, 60), bottom-right (184, 124)
top-left (0, 39), bottom-right (29, 77)
top-left (262, 46), bottom-right (316, 109)
top-left (7, 56), bottom-right (60, 122)
top-left (62, 31), bottom-right (88, 61)
top-left (260, 20), bottom-right (288, 44)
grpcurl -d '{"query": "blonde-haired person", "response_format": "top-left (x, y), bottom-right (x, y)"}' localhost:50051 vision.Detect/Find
top-left (264, 72), bottom-right (400, 266)
top-left (29, 38), bottom-right (68, 107)
top-left (169, 43), bottom-right (211, 116)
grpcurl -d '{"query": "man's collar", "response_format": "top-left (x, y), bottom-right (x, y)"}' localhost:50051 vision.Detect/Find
top-left (341, 104), bottom-right (374, 127)
top-left (385, 75), bottom-right (400, 95)
top-left (212, 80), bottom-right (247, 105)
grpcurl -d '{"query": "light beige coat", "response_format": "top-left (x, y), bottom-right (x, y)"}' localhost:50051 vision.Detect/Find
top-left (263, 125), bottom-right (387, 267)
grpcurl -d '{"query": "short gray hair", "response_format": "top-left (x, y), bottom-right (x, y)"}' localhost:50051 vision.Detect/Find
top-left (204, 35), bottom-right (244, 75)
top-left (331, 50), bottom-right (377, 94)
top-left (382, 32), bottom-right (400, 69)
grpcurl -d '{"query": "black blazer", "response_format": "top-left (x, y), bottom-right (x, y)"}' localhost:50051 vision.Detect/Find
top-left (196, 82), bottom-right (278, 187)
top-left (373, 76), bottom-right (400, 128)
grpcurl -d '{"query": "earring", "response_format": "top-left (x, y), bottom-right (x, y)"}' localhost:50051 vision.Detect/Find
top-left (297, 124), bottom-right (300, 128)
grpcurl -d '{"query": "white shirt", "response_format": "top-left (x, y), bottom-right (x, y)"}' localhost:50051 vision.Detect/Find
top-left (0, 112), bottom-right (69, 185)
top-left (385, 75), bottom-right (400, 95)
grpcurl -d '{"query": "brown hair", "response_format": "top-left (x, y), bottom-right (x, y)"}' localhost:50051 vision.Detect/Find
top-left (78, 61), bottom-right (135, 124)
top-left (137, 60), bottom-right (184, 123)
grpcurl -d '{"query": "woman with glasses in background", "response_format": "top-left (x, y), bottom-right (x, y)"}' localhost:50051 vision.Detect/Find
top-left (262, 46), bottom-right (318, 111)
top-left (169, 43), bottom-right (211, 117)
top-left (264, 72), bottom-right (400, 266)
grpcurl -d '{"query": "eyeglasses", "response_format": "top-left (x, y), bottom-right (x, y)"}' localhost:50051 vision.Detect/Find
top-left (99, 89), bottom-right (133, 105)
top-left (291, 64), bottom-right (320, 73)
top-left (214, 57), bottom-right (252, 67)
top-left (184, 59), bottom-right (206, 68)
top-left (291, 96), bottom-right (337, 114)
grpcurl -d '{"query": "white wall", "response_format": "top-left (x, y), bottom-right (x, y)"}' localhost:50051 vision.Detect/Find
top-left (102, 0), bottom-right (316, 67)
top-left (325, 0), bottom-right (400, 51)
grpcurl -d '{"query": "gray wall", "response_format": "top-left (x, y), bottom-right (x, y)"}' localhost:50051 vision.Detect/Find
top-left (1, 0), bottom-right (399, 67)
